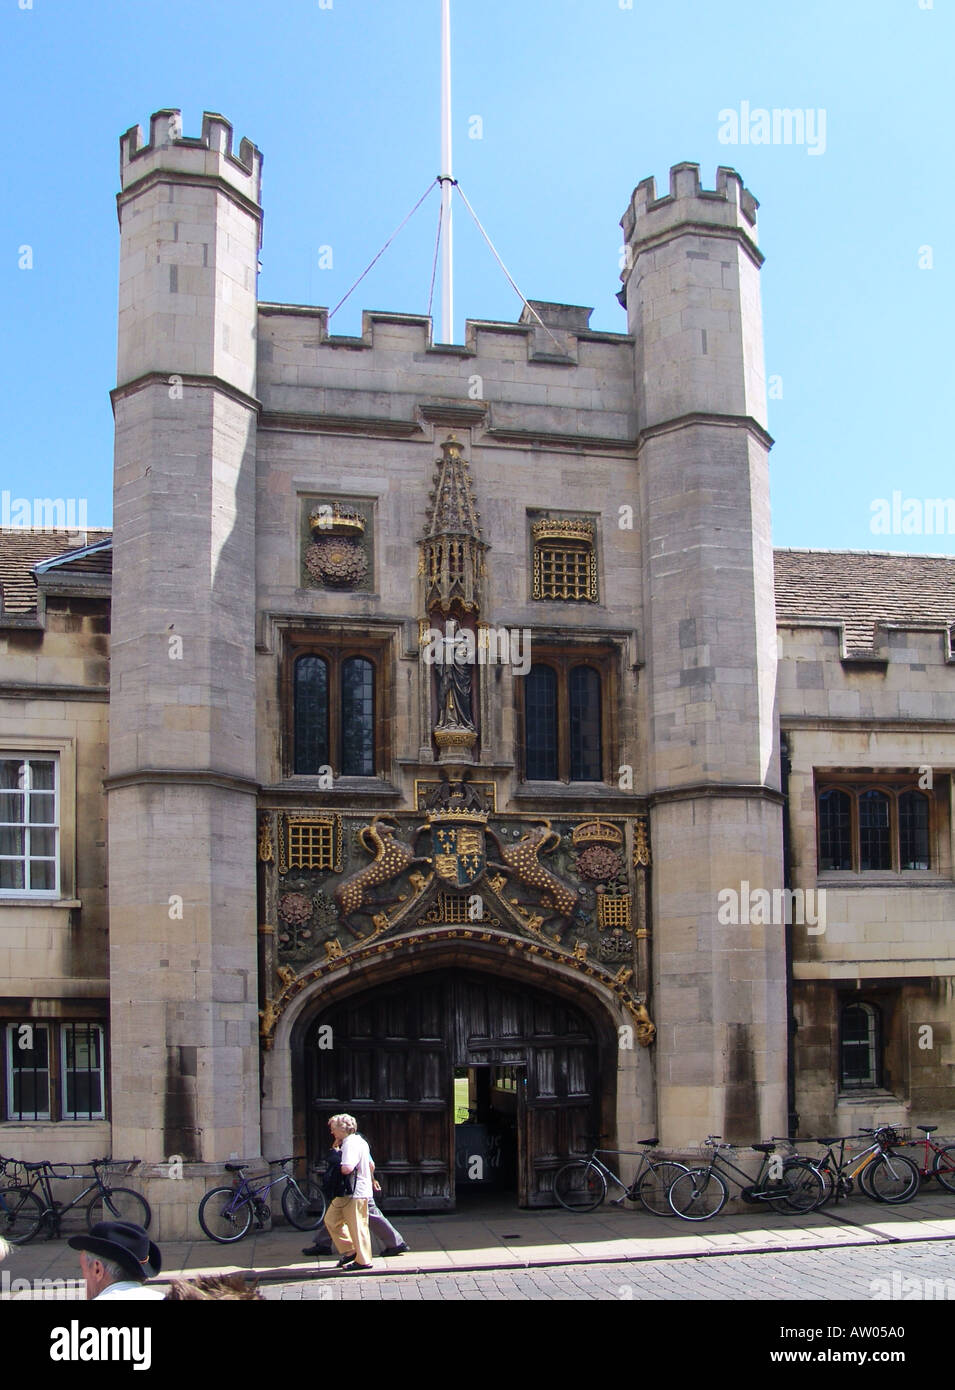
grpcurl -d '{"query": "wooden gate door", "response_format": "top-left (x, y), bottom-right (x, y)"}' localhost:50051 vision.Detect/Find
top-left (306, 968), bottom-right (603, 1210)
top-left (306, 976), bottom-right (454, 1210)
top-left (452, 975), bottom-right (599, 1206)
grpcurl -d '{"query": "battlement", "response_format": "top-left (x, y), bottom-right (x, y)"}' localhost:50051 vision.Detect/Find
top-left (620, 162), bottom-right (759, 252)
top-left (257, 304), bottom-right (632, 365)
top-left (119, 108), bottom-right (262, 206)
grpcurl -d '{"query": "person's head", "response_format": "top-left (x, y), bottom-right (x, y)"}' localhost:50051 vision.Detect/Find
top-left (68, 1221), bottom-right (161, 1298)
top-left (164, 1274), bottom-right (264, 1301)
top-left (328, 1113), bottom-right (357, 1143)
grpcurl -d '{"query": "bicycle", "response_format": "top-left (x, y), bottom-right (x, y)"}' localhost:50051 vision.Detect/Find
top-left (0, 1155), bottom-right (150, 1245)
top-left (790, 1128), bottom-right (920, 1208)
top-left (668, 1138), bottom-right (825, 1221)
top-left (552, 1138), bottom-right (689, 1216)
top-left (897, 1124), bottom-right (955, 1193)
top-left (197, 1156), bottom-right (326, 1243)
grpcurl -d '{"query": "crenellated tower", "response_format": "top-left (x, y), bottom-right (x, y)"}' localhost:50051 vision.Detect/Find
top-left (620, 164), bottom-right (785, 1144)
top-left (108, 112), bottom-right (263, 1179)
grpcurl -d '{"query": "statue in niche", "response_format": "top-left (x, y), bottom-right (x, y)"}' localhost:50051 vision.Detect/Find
top-left (435, 623), bottom-right (475, 732)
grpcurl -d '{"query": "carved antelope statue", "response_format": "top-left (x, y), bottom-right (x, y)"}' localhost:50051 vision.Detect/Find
top-left (486, 819), bottom-right (579, 922)
top-left (334, 815), bottom-right (427, 918)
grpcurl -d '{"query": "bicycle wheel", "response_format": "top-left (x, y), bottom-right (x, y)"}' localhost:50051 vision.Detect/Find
top-left (636, 1160), bottom-right (689, 1216)
top-left (807, 1161), bottom-right (836, 1206)
top-left (864, 1152), bottom-right (920, 1204)
top-left (553, 1161), bottom-right (607, 1212)
top-left (87, 1187), bottom-right (152, 1231)
top-left (667, 1168), bottom-right (728, 1221)
top-left (769, 1160), bottom-right (826, 1214)
top-left (281, 1177), bottom-right (325, 1230)
top-left (0, 1185), bottom-right (44, 1244)
top-left (933, 1145), bottom-right (955, 1194)
top-left (198, 1185), bottom-right (253, 1243)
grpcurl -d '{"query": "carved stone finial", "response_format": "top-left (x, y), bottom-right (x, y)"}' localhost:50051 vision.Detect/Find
top-left (420, 435), bottom-right (487, 614)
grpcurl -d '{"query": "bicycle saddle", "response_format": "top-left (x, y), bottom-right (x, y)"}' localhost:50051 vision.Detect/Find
top-left (637, 1137), bottom-right (659, 1147)
top-left (815, 1136), bottom-right (840, 1145)
top-left (918, 1125), bottom-right (937, 1134)
top-left (752, 1142), bottom-right (775, 1153)
top-left (224, 1162), bottom-right (246, 1173)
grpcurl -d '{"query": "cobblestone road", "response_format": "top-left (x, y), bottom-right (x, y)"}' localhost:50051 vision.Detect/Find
top-left (264, 1237), bottom-right (955, 1300)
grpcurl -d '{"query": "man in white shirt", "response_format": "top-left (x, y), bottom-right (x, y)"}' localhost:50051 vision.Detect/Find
top-left (68, 1220), bottom-right (164, 1300)
top-left (323, 1113), bottom-right (374, 1270)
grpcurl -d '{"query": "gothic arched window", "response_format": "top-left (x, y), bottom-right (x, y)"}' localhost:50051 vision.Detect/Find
top-left (899, 790), bottom-right (930, 870)
top-left (569, 665), bottom-right (601, 781)
top-left (525, 664), bottom-right (558, 781)
top-left (341, 657), bottom-right (374, 777)
top-left (858, 790), bottom-right (891, 870)
top-left (818, 789), bottom-right (851, 870)
top-left (840, 1001), bottom-right (880, 1089)
top-left (290, 642), bottom-right (385, 778)
top-left (294, 656), bottom-right (329, 775)
top-left (816, 782), bottom-right (933, 872)
top-left (521, 648), bottom-right (612, 783)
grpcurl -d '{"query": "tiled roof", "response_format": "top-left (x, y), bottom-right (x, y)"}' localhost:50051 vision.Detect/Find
top-left (0, 529), bottom-right (112, 616)
top-left (774, 549), bottom-right (955, 652)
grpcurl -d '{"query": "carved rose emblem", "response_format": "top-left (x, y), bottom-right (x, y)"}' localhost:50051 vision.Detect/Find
top-left (305, 537), bottom-right (368, 588)
top-left (575, 845), bottom-right (624, 882)
top-left (279, 892), bottom-right (313, 926)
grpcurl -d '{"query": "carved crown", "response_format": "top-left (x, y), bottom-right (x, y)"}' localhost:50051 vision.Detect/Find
top-left (531, 518), bottom-right (595, 545)
top-left (309, 503), bottom-right (367, 537)
top-left (572, 818), bottom-right (623, 847)
top-left (426, 807), bottom-right (490, 825)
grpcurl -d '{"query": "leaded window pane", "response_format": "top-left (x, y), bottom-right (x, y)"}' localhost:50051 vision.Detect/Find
top-left (841, 1003), bottom-right (877, 1088)
top-left (569, 665), bottom-right (601, 781)
top-left (899, 791), bottom-right (930, 870)
top-left (818, 789), bottom-right (852, 870)
top-left (525, 666), bottom-right (558, 780)
top-left (294, 656), bottom-right (329, 775)
top-left (859, 790), bottom-right (891, 870)
top-left (341, 657), bottom-right (374, 776)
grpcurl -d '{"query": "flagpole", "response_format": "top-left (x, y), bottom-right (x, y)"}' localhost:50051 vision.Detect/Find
top-left (440, 0), bottom-right (454, 343)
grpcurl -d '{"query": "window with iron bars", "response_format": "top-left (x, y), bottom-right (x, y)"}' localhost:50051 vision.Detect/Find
top-left (3, 1021), bottom-right (106, 1121)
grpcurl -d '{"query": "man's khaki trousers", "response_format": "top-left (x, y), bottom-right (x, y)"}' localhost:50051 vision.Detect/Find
top-left (324, 1196), bottom-right (373, 1266)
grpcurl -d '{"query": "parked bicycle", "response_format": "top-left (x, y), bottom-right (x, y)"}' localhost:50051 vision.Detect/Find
top-left (197, 1156), bottom-right (325, 1243)
top-left (0, 1155), bottom-right (149, 1245)
top-left (552, 1138), bottom-right (689, 1216)
top-left (897, 1125), bottom-right (955, 1192)
top-left (790, 1127), bottom-right (920, 1208)
top-left (667, 1137), bottom-right (825, 1221)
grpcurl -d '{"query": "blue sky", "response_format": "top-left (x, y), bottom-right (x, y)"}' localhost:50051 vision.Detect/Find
top-left (1, 0), bottom-right (951, 550)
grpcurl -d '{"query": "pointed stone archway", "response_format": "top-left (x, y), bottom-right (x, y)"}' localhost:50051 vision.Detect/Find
top-left (261, 935), bottom-right (655, 1208)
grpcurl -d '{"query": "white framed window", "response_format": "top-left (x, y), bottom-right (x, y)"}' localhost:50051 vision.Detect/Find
top-left (3, 1021), bottom-right (106, 1121)
top-left (0, 755), bottom-right (59, 896)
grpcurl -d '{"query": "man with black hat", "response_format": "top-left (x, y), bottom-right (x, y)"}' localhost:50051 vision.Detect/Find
top-left (68, 1220), bottom-right (164, 1300)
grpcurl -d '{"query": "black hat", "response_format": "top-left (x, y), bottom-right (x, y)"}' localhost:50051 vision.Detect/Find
top-left (69, 1221), bottom-right (162, 1282)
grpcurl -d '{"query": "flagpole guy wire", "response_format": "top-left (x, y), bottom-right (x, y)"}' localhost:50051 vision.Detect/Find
top-left (327, 178), bottom-right (440, 324)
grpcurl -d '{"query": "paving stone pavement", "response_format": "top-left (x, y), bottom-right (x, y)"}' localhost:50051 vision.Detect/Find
top-left (4, 1186), bottom-right (955, 1295)
top-left (263, 1238), bottom-right (955, 1300)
